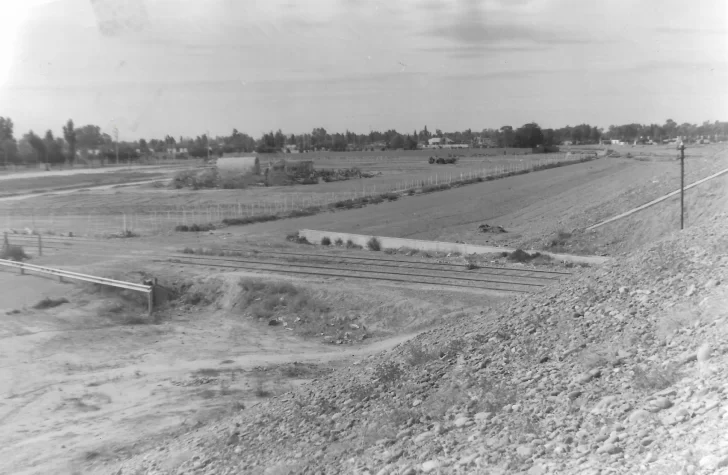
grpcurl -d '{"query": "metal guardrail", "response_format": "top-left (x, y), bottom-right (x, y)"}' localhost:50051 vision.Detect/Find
top-left (0, 258), bottom-right (154, 315)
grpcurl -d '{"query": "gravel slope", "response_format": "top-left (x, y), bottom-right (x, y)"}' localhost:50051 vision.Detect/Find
top-left (97, 204), bottom-right (728, 475)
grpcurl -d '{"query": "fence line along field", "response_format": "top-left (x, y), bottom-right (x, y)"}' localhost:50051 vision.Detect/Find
top-left (0, 152), bottom-right (595, 236)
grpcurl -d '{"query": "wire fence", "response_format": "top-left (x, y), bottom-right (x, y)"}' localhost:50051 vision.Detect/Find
top-left (0, 154), bottom-right (593, 237)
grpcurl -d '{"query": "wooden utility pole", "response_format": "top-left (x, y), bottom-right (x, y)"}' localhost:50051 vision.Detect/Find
top-left (679, 142), bottom-right (686, 230)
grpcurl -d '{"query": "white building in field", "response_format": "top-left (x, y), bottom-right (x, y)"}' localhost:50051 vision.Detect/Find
top-left (216, 156), bottom-right (261, 174)
top-left (425, 137), bottom-right (467, 149)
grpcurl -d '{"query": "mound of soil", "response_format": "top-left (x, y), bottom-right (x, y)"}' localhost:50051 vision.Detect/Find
top-left (478, 223), bottom-right (507, 234)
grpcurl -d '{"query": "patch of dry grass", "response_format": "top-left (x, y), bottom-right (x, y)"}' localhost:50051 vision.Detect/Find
top-left (632, 363), bottom-right (682, 391)
top-left (0, 244), bottom-right (28, 261)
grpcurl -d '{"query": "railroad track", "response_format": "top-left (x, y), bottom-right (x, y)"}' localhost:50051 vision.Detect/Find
top-left (5, 236), bottom-right (570, 294)
top-left (158, 252), bottom-right (568, 294)
top-left (218, 248), bottom-right (570, 278)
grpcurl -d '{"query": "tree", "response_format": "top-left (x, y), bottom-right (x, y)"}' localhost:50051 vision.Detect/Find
top-left (274, 129), bottom-right (286, 150)
top-left (0, 117), bottom-right (18, 166)
top-left (62, 119), bottom-right (77, 165)
top-left (44, 130), bottom-right (64, 165)
top-left (26, 131), bottom-right (47, 164)
top-left (498, 126), bottom-right (515, 148)
top-left (75, 124), bottom-right (105, 156)
top-left (388, 134), bottom-right (405, 149)
top-left (514, 123), bottom-right (544, 148)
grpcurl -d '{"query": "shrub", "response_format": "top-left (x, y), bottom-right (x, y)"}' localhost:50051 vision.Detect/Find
top-left (223, 215), bottom-right (278, 226)
top-left (175, 223), bottom-right (215, 232)
top-left (286, 232), bottom-right (310, 244)
top-left (33, 297), bottom-right (69, 309)
top-left (372, 360), bottom-right (403, 386)
top-left (549, 229), bottom-right (572, 248)
top-left (367, 237), bottom-right (381, 251)
top-left (346, 239), bottom-right (362, 249)
top-left (406, 342), bottom-right (439, 366)
top-left (380, 192), bottom-right (399, 201)
top-left (289, 208), bottom-right (319, 218)
top-left (0, 244), bottom-right (28, 261)
top-left (107, 229), bottom-right (139, 239)
top-left (219, 171), bottom-right (261, 189)
top-left (321, 237), bottom-right (331, 246)
top-left (632, 363), bottom-right (682, 391)
top-left (334, 238), bottom-right (344, 246)
top-left (507, 249), bottom-right (543, 263)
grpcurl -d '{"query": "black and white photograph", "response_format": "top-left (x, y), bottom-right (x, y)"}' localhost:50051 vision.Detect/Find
top-left (0, 0), bottom-right (727, 473)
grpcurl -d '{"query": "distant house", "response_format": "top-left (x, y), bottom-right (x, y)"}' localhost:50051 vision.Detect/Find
top-left (166, 147), bottom-right (189, 156)
top-left (427, 137), bottom-right (454, 146)
top-left (425, 137), bottom-right (463, 149)
top-left (476, 137), bottom-right (496, 148)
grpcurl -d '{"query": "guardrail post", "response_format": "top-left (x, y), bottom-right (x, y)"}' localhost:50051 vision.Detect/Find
top-left (19, 263), bottom-right (24, 275)
top-left (148, 286), bottom-right (154, 316)
top-left (38, 234), bottom-right (42, 256)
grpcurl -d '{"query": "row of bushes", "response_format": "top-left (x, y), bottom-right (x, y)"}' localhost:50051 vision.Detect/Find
top-left (320, 236), bottom-right (380, 251)
top-left (175, 223), bottom-right (216, 232)
top-left (171, 168), bottom-right (264, 190)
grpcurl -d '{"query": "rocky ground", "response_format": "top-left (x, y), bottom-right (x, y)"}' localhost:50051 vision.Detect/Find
top-left (100, 210), bottom-right (728, 475)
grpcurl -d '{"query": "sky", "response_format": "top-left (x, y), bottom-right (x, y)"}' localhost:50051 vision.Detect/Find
top-left (0, 0), bottom-right (727, 140)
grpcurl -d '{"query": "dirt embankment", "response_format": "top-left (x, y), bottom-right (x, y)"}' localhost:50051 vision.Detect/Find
top-left (100, 168), bottom-right (728, 474)
top-left (0, 261), bottom-right (491, 475)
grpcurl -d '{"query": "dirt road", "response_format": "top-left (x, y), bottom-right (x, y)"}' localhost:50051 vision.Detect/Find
top-left (0, 255), bottom-right (492, 475)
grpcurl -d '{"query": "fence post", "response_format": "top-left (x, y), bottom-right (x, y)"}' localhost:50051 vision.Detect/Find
top-left (37, 234), bottom-right (42, 256)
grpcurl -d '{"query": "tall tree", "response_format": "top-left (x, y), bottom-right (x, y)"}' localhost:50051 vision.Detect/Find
top-left (514, 123), bottom-right (544, 148)
top-left (44, 130), bottom-right (64, 165)
top-left (26, 131), bottom-right (47, 164)
top-left (0, 117), bottom-right (18, 166)
top-left (75, 124), bottom-right (104, 151)
top-left (62, 119), bottom-right (77, 165)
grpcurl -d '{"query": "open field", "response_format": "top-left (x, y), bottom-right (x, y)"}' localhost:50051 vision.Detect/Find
top-left (173, 144), bottom-right (728, 254)
top-left (0, 143), bottom-right (722, 241)
top-left (0, 162), bottom-right (207, 198)
top-left (0, 151), bottom-right (594, 236)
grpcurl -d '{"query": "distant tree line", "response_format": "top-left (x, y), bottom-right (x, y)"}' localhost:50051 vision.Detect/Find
top-left (0, 116), bottom-right (726, 166)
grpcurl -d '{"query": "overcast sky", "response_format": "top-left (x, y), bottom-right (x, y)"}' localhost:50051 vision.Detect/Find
top-left (0, 0), bottom-right (726, 140)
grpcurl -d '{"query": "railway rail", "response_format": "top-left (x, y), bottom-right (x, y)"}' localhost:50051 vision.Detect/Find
top-left (4, 235), bottom-right (570, 294)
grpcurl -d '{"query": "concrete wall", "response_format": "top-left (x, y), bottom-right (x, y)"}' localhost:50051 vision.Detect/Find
top-left (298, 229), bottom-right (608, 265)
